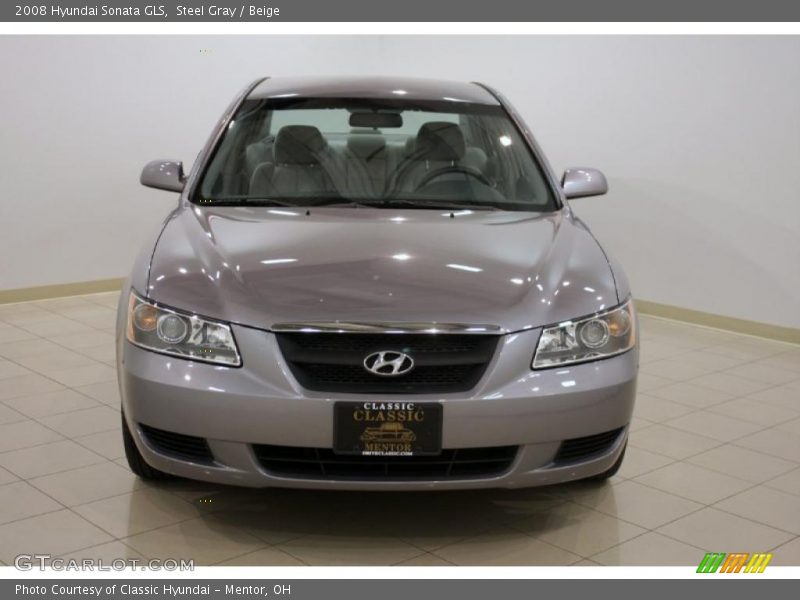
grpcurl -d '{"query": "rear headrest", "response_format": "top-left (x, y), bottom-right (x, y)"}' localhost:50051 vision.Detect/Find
top-left (274, 125), bottom-right (327, 165)
top-left (347, 135), bottom-right (386, 160)
top-left (415, 122), bottom-right (466, 161)
top-left (462, 147), bottom-right (488, 173)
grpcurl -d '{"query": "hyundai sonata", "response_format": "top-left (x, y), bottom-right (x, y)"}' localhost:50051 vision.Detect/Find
top-left (117, 76), bottom-right (638, 489)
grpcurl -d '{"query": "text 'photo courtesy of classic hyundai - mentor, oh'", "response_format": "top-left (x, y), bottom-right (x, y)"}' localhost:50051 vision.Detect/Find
top-left (117, 76), bottom-right (638, 490)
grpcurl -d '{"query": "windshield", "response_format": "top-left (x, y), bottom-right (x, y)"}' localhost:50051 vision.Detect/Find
top-left (195, 98), bottom-right (557, 212)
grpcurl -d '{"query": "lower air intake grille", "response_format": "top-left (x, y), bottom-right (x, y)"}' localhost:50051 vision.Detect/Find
top-left (554, 428), bottom-right (624, 464)
top-left (139, 424), bottom-right (214, 463)
top-left (253, 445), bottom-right (518, 480)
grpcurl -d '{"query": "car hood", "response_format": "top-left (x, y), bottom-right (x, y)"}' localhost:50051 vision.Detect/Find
top-left (146, 205), bottom-right (619, 332)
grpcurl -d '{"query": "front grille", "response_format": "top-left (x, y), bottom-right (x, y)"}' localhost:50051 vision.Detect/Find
top-left (253, 445), bottom-right (518, 480)
top-left (553, 428), bottom-right (624, 464)
top-left (276, 332), bottom-right (499, 393)
top-left (139, 424), bottom-right (214, 464)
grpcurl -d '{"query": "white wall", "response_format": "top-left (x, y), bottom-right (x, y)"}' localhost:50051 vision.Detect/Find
top-left (1, 36), bottom-right (798, 328)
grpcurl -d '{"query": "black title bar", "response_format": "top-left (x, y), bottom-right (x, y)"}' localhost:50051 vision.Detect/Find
top-left (4, 0), bottom-right (800, 22)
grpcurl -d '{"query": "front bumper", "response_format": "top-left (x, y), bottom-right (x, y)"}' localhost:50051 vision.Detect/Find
top-left (118, 322), bottom-right (637, 490)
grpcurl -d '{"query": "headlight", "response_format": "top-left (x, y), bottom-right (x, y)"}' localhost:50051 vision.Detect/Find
top-left (126, 292), bottom-right (241, 366)
top-left (532, 299), bottom-right (636, 369)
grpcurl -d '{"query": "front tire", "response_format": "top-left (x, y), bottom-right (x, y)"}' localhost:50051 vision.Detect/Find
top-left (122, 413), bottom-right (171, 480)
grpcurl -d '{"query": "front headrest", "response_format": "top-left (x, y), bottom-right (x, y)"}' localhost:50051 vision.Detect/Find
top-left (347, 135), bottom-right (386, 160)
top-left (274, 125), bottom-right (326, 165)
top-left (415, 122), bottom-right (466, 161)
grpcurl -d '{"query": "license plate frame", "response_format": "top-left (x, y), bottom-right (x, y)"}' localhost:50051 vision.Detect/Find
top-left (333, 402), bottom-right (443, 456)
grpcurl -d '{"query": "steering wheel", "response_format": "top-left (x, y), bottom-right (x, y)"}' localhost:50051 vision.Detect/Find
top-left (413, 165), bottom-right (492, 192)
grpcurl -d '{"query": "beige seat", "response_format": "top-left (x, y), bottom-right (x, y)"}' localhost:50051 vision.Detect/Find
top-left (249, 125), bottom-right (332, 197)
top-left (343, 134), bottom-right (389, 197)
top-left (394, 122), bottom-right (469, 192)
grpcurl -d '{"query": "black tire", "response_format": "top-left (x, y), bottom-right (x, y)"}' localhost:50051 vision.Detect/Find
top-left (591, 442), bottom-right (626, 481)
top-left (121, 413), bottom-right (171, 480)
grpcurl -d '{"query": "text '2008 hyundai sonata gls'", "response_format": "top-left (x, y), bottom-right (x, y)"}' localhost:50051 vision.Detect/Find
top-left (118, 76), bottom-right (638, 490)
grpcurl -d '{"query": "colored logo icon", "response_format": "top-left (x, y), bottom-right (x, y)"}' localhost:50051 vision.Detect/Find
top-left (697, 552), bottom-right (773, 573)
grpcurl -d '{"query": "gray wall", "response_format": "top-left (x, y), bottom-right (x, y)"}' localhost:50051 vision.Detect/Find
top-left (1, 36), bottom-right (798, 328)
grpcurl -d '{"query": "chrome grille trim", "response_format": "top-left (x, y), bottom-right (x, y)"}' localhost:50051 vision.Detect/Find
top-left (270, 322), bottom-right (505, 334)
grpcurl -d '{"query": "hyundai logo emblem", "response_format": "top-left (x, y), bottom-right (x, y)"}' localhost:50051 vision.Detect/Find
top-left (363, 351), bottom-right (415, 377)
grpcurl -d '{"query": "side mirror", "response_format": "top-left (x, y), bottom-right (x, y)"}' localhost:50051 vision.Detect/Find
top-left (140, 160), bottom-right (185, 193)
top-left (561, 167), bottom-right (608, 199)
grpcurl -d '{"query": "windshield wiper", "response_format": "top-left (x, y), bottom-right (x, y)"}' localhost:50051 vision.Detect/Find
top-left (310, 198), bottom-right (381, 209)
top-left (380, 199), bottom-right (501, 211)
top-left (197, 196), bottom-right (505, 212)
top-left (197, 196), bottom-right (370, 208)
top-left (196, 196), bottom-right (301, 207)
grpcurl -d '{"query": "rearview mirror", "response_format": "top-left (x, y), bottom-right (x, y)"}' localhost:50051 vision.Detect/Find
top-left (140, 160), bottom-right (185, 193)
top-left (561, 167), bottom-right (608, 199)
top-left (349, 112), bottom-right (403, 129)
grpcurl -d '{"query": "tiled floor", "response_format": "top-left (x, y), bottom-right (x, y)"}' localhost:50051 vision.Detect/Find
top-left (0, 292), bottom-right (799, 566)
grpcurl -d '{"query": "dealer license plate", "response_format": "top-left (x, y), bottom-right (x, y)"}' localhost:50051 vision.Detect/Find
top-left (333, 402), bottom-right (443, 456)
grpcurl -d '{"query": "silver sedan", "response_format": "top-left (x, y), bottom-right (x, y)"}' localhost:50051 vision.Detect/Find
top-left (117, 76), bottom-right (638, 490)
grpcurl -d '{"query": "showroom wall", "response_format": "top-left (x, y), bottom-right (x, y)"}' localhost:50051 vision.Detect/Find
top-left (1, 36), bottom-right (798, 328)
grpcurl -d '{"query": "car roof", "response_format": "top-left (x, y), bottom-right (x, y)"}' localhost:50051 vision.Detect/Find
top-left (247, 76), bottom-right (500, 105)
